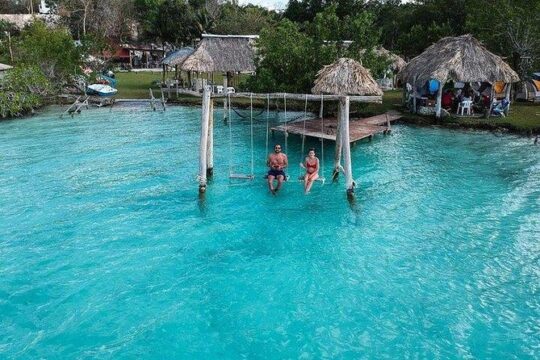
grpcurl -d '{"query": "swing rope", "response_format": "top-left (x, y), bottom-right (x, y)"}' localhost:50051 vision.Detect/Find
top-left (300, 94), bottom-right (308, 158)
top-left (284, 93), bottom-right (288, 154)
top-left (228, 93), bottom-right (233, 177)
top-left (265, 93), bottom-right (270, 158)
top-left (250, 93), bottom-right (254, 178)
top-left (320, 94), bottom-right (326, 183)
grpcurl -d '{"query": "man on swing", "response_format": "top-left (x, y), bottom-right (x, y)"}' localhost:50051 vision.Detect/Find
top-left (267, 144), bottom-right (288, 194)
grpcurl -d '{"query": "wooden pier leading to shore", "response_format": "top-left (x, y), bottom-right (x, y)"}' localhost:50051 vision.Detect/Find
top-left (271, 111), bottom-right (402, 143)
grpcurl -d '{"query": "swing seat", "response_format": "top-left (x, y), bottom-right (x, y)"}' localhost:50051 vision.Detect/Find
top-left (298, 175), bottom-right (326, 185)
top-left (230, 173), bottom-right (255, 180)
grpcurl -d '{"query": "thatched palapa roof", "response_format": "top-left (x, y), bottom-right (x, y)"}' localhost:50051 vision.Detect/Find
top-left (161, 47), bottom-right (195, 66)
top-left (399, 34), bottom-right (519, 85)
top-left (373, 47), bottom-right (407, 73)
top-left (312, 58), bottom-right (383, 96)
top-left (181, 35), bottom-right (257, 73)
top-left (0, 63), bottom-right (13, 71)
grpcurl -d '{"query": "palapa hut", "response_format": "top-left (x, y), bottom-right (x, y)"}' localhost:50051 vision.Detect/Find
top-left (312, 58), bottom-right (382, 194)
top-left (399, 34), bottom-right (519, 118)
top-left (181, 34), bottom-right (257, 90)
top-left (160, 46), bottom-right (195, 83)
top-left (374, 47), bottom-right (407, 89)
top-left (312, 57), bottom-right (383, 96)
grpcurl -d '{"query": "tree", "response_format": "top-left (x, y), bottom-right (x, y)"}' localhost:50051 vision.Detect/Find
top-left (134, 0), bottom-right (204, 45)
top-left (0, 66), bottom-right (52, 118)
top-left (248, 19), bottom-right (315, 93)
top-left (15, 21), bottom-right (82, 83)
top-left (467, 0), bottom-right (540, 77)
top-left (213, 3), bottom-right (278, 35)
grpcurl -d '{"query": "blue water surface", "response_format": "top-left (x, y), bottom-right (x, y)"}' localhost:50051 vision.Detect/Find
top-left (0, 104), bottom-right (539, 359)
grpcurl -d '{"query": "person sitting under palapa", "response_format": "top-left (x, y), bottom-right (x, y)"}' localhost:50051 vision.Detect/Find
top-left (267, 144), bottom-right (288, 194)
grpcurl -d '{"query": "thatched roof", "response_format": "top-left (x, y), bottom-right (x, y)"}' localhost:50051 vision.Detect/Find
top-left (312, 58), bottom-right (383, 96)
top-left (399, 34), bottom-right (519, 85)
top-left (373, 47), bottom-right (407, 73)
top-left (0, 63), bottom-right (13, 71)
top-left (181, 35), bottom-right (257, 73)
top-left (161, 47), bottom-right (195, 66)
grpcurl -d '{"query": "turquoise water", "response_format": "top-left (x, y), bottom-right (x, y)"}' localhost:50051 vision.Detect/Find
top-left (0, 105), bottom-right (539, 359)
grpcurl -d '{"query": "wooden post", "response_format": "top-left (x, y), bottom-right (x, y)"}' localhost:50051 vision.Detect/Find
top-left (487, 86), bottom-right (495, 119)
top-left (340, 96), bottom-right (354, 195)
top-left (149, 88), bottom-right (156, 111)
top-left (412, 75), bottom-right (417, 114)
top-left (199, 87), bottom-right (211, 193)
top-left (207, 98), bottom-right (214, 177)
top-left (435, 81), bottom-right (443, 119)
top-left (386, 113), bottom-right (391, 133)
top-left (226, 72), bottom-right (233, 89)
top-left (504, 83), bottom-right (512, 116)
top-left (332, 101), bottom-right (343, 182)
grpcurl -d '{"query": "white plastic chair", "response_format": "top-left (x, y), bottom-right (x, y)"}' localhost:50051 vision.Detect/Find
top-left (457, 99), bottom-right (472, 115)
top-left (215, 85), bottom-right (224, 94)
top-left (226, 87), bottom-right (235, 94)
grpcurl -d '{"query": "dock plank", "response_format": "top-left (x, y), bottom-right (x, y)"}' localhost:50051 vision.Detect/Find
top-left (271, 111), bottom-right (401, 143)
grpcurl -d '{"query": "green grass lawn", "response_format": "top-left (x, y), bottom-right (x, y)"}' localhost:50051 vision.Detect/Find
top-left (115, 71), bottom-right (231, 99)
top-left (115, 71), bottom-right (163, 99)
top-left (369, 90), bottom-right (540, 133)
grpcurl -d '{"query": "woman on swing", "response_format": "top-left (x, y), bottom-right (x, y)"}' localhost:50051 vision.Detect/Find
top-left (300, 148), bottom-right (319, 194)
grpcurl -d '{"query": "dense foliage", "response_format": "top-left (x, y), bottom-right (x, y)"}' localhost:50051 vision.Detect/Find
top-left (15, 21), bottom-right (82, 83)
top-left (0, 0), bottom-right (538, 118)
top-left (0, 66), bottom-right (52, 118)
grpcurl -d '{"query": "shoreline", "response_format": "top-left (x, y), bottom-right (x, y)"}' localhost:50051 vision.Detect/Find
top-left (3, 96), bottom-right (540, 138)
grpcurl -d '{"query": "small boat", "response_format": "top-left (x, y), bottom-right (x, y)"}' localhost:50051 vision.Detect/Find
top-left (86, 84), bottom-right (118, 97)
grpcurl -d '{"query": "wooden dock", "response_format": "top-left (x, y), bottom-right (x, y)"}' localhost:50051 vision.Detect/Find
top-left (271, 111), bottom-right (402, 143)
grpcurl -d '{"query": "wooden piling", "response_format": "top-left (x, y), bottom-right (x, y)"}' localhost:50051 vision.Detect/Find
top-left (332, 100), bottom-right (343, 181)
top-left (199, 87), bottom-right (211, 192)
top-left (207, 98), bottom-right (214, 177)
top-left (412, 75), bottom-right (417, 114)
top-left (435, 82), bottom-right (443, 119)
top-left (340, 96), bottom-right (354, 194)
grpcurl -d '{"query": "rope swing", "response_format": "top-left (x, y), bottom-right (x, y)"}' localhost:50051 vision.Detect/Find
top-left (318, 94), bottom-right (326, 184)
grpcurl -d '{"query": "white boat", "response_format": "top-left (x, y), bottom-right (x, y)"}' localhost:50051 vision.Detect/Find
top-left (87, 84), bottom-right (118, 97)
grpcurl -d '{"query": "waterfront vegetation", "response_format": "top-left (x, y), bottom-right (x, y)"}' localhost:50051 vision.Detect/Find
top-left (0, 0), bottom-right (539, 133)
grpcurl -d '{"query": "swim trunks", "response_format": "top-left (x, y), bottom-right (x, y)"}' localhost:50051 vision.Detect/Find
top-left (268, 169), bottom-right (286, 178)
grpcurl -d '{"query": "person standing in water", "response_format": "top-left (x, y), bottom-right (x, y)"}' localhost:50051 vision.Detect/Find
top-left (300, 148), bottom-right (319, 194)
top-left (267, 144), bottom-right (288, 194)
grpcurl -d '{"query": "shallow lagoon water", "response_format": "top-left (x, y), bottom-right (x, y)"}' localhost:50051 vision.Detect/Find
top-left (0, 105), bottom-right (539, 358)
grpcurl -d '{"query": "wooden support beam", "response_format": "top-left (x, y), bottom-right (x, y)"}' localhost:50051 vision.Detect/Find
top-left (504, 83), bottom-right (512, 116)
top-left (211, 92), bottom-right (382, 103)
top-left (199, 87), bottom-right (211, 192)
top-left (340, 96), bottom-right (354, 195)
top-left (412, 75), bottom-right (418, 114)
top-left (435, 82), bottom-right (443, 119)
top-left (207, 99), bottom-right (214, 177)
top-left (332, 103), bottom-right (343, 182)
top-left (487, 86), bottom-right (495, 119)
